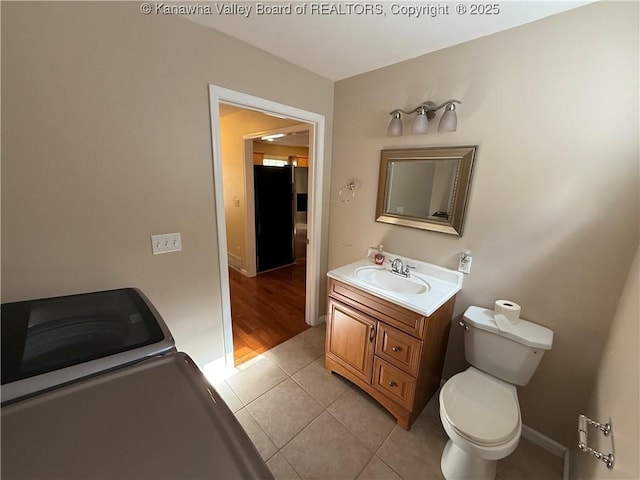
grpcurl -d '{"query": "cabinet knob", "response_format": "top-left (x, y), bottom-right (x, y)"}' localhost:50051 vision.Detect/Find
top-left (391, 346), bottom-right (401, 352)
top-left (387, 381), bottom-right (397, 387)
top-left (369, 325), bottom-right (376, 342)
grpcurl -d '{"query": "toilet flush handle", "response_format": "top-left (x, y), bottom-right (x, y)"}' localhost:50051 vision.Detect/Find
top-left (458, 321), bottom-right (469, 332)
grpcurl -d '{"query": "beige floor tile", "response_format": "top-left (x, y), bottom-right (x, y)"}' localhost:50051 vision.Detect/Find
top-left (226, 356), bottom-right (288, 404)
top-left (267, 452), bottom-right (302, 480)
top-left (292, 357), bottom-right (351, 407)
top-left (234, 408), bottom-right (278, 461)
top-left (497, 437), bottom-right (563, 480)
top-left (281, 411), bottom-right (373, 480)
top-left (265, 335), bottom-right (324, 375)
top-left (356, 456), bottom-right (402, 480)
top-left (247, 378), bottom-right (324, 448)
top-left (376, 403), bottom-right (447, 480)
top-left (297, 323), bottom-right (326, 351)
top-left (328, 387), bottom-right (397, 451)
top-left (211, 380), bottom-right (243, 413)
top-left (227, 329), bottom-right (563, 480)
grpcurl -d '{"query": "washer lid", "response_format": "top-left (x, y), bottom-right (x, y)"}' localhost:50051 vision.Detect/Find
top-left (441, 370), bottom-right (520, 446)
top-left (0, 353), bottom-right (273, 479)
top-left (463, 306), bottom-right (554, 350)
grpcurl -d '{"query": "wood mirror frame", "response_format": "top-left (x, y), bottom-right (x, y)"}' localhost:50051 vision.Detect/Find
top-left (375, 146), bottom-right (477, 236)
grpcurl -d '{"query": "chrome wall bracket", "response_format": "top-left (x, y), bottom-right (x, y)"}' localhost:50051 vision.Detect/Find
top-left (578, 414), bottom-right (614, 470)
top-left (338, 180), bottom-right (357, 204)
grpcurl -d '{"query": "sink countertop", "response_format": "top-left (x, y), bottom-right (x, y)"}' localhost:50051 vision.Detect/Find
top-left (327, 250), bottom-right (463, 317)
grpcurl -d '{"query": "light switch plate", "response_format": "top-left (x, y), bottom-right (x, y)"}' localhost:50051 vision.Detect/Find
top-left (151, 233), bottom-right (182, 254)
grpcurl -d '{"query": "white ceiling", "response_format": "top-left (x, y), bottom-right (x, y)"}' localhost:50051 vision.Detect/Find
top-left (258, 130), bottom-right (310, 147)
top-left (186, 1), bottom-right (595, 81)
top-left (218, 104), bottom-right (310, 146)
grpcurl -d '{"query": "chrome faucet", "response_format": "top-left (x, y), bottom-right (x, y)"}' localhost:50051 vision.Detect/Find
top-left (391, 258), bottom-right (404, 274)
top-left (390, 258), bottom-right (414, 278)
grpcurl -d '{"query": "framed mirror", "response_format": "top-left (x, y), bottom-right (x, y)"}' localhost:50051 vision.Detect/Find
top-left (375, 146), bottom-right (477, 236)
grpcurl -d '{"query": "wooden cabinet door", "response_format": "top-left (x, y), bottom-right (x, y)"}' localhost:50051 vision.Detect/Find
top-left (327, 299), bottom-right (376, 383)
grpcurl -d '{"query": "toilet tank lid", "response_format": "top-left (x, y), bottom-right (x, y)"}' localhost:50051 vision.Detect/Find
top-left (463, 306), bottom-right (554, 350)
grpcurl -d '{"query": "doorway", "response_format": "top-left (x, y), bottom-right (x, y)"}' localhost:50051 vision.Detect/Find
top-left (229, 124), bottom-right (310, 365)
top-left (208, 85), bottom-right (326, 370)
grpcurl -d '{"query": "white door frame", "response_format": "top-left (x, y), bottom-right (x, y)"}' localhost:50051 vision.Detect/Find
top-left (208, 85), bottom-right (325, 369)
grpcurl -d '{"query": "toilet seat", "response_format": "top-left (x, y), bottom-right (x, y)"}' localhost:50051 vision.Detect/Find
top-left (440, 369), bottom-right (520, 447)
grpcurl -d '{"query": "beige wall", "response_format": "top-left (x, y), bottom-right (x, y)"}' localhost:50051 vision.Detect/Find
top-left (571, 246), bottom-right (639, 479)
top-left (1, 2), bottom-right (333, 369)
top-left (219, 109), bottom-right (301, 271)
top-left (330, 1), bottom-right (639, 447)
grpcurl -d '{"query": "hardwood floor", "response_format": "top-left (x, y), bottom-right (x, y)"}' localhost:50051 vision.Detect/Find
top-left (229, 260), bottom-right (309, 366)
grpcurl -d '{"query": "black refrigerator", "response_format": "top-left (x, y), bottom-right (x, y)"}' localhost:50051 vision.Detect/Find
top-left (254, 165), bottom-right (295, 273)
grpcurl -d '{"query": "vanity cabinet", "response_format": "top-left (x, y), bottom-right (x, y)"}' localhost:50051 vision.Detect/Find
top-left (325, 278), bottom-right (455, 430)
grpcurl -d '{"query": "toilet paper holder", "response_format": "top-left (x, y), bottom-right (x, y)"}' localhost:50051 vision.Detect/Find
top-left (577, 414), bottom-right (614, 470)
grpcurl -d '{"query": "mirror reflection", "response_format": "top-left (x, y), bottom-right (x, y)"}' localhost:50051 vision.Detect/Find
top-left (376, 146), bottom-right (477, 236)
top-left (384, 159), bottom-right (458, 221)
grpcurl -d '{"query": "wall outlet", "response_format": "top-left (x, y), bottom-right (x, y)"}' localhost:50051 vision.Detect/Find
top-left (151, 233), bottom-right (182, 254)
top-left (458, 252), bottom-right (472, 274)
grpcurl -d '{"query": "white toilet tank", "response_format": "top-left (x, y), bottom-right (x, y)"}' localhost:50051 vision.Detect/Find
top-left (462, 306), bottom-right (554, 386)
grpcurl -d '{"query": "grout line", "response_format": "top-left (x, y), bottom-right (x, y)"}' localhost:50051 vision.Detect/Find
top-left (242, 407), bottom-right (279, 463)
top-left (374, 452), bottom-right (406, 480)
top-left (377, 422), bottom-right (398, 452)
top-left (227, 358), bottom-right (291, 406)
top-left (324, 406), bottom-right (379, 453)
top-left (351, 451), bottom-right (377, 480)
top-left (369, 424), bottom-right (409, 479)
top-left (274, 407), bottom-right (328, 478)
top-left (277, 451), bottom-right (305, 480)
top-left (238, 327), bottom-right (563, 480)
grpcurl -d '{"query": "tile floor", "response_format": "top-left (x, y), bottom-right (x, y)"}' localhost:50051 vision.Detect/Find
top-left (212, 324), bottom-right (564, 480)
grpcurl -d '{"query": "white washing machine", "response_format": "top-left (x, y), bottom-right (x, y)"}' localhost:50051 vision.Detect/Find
top-left (1, 288), bottom-right (272, 479)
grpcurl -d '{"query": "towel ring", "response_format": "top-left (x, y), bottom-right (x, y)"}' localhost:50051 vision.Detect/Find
top-left (338, 180), bottom-right (357, 203)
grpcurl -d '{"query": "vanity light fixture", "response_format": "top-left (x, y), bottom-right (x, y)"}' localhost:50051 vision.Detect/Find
top-left (387, 99), bottom-right (461, 136)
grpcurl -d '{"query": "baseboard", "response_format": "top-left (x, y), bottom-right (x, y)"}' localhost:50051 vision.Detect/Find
top-left (563, 449), bottom-right (570, 480)
top-left (521, 424), bottom-right (566, 458)
top-left (227, 253), bottom-right (242, 272)
top-left (310, 314), bottom-right (326, 327)
top-left (522, 424), bottom-right (569, 479)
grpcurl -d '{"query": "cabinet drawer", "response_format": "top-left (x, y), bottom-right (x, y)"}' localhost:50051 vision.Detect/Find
top-left (372, 358), bottom-right (416, 410)
top-left (375, 323), bottom-right (422, 376)
top-left (328, 279), bottom-right (425, 338)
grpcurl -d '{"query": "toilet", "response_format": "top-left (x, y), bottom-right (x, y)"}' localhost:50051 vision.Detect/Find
top-left (439, 306), bottom-right (553, 480)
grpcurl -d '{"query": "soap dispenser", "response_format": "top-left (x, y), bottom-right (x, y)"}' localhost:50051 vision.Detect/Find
top-left (374, 245), bottom-right (385, 265)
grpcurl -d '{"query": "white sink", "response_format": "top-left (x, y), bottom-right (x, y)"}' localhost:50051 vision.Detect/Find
top-left (355, 266), bottom-right (430, 295)
top-left (327, 250), bottom-right (463, 316)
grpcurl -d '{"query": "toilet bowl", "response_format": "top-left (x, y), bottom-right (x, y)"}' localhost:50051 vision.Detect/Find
top-left (439, 367), bottom-right (521, 480)
top-left (438, 306), bottom-right (553, 480)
